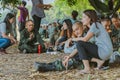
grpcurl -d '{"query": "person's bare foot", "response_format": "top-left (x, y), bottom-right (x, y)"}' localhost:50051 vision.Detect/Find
top-left (95, 60), bottom-right (105, 70)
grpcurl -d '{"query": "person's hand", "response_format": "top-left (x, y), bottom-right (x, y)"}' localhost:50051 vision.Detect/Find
top-left (44, 42), bottom-right (49, 49)
top-left (44, 4), bottom-right (52, 10)
top-left (10, 38), bottom-right (17, 44)
top-left (62, 56), bottom-right (70, 68)
top-left (9, 36), bottom-right (17, 44)
top-left (60, 42), bottom-right (65, 46)
top-left (46, 4), bottom-right (52, 8)
top-left (29, 33), bottom-right (34, 40)
top-left (13, 38), bottom-right (17, 44)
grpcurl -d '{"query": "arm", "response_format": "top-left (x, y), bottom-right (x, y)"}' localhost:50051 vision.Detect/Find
top-left (72, 32), bottom-right (94, 42)
top-left (68, 49), bottom-right (77, 59)
top-left (2, 32), bottom-right (17, 44)
top-left (37, 3), bottom-right (52, 9)
top-left (62, 49), bottom-right (78, 67)
top-left (0, 23), bottom-right (14, 41)
top-left (17, 6), bottom-right (23, 10)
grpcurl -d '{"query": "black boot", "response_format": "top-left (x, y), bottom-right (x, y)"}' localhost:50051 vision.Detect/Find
top-left (33, 62), bottom-right (55, 72)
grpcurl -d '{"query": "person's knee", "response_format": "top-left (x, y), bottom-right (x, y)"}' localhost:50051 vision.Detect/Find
top-left (76, 41), bottom-right (84, 47)
top-left (3, 38), bottom-right (11, 45)
top-left (6, 39), bottom-right (11, 43)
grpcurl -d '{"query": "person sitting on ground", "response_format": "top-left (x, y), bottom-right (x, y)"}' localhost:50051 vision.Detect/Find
top-left (64, 21), bottom-right (83, 54)
top-left (33, 21), bottom-right (95, 72)
top-left (64, 21), bottom-right (95, 54)
top-left (101, 16), bottom-right (112, 36)
top-left (111, 13), bottom-right (120, 50)
top-left (0, 13), bottom-right (17, 54)
top-left (33, 21), bottom-right (109, 72)
top-left (63, 9), bottom-right (113, 74)
top-left (55, 19), bottom-right (73, 51)
top-left (48, 22), bottom-right (59, 46)
top-left (18, 20), bottom-right (46, 53)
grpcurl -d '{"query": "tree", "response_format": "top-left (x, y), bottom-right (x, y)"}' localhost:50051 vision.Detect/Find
top-left (88, 0), bottom-right (120, 17)
top-left (42, 0), bottom-right (93, 24)
top-left (66, 0), bottom-right (120, 17)
top-left (0, 0), bottom-right (21, 8)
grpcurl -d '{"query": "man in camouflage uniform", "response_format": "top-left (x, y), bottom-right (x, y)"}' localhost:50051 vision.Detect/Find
top-left (18, 20), bottom-right (45, 53)
top-left (111, 14), bottom-right (120, 51)
top-left (33, 55), bottom-right (84, 72)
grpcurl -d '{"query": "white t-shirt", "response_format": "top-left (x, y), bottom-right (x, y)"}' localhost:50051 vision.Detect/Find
top-left (0, 22), bottom-right (6, 38)
top-left (88, 22), bottom-right (113, 60)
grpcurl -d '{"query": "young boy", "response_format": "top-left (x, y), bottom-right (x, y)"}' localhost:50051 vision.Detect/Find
top-left (18, 20), bottom-right (45, 53)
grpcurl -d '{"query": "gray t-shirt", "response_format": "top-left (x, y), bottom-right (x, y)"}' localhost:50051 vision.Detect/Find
top-left (31, 0), bottom-right (45, 18)
top-left (88, 22), bottom-right (113, 60)
top-left (0, 22), bottom-right (6, 38)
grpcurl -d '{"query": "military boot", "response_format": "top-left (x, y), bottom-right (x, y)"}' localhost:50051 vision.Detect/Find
top-left (33, 62), bottom-right (55, 72)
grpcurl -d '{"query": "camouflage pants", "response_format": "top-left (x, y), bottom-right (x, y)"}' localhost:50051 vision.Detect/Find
top-left (33, 58), bottom-right (84, 72)
top-left (18, 44), bottom-right (38, 53)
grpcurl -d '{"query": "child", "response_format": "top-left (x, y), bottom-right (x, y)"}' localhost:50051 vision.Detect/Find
top-left (64, 21), bottom-right (84, 54)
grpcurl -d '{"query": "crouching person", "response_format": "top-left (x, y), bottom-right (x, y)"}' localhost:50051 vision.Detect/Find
top-left (18, 20), bottom-right (45, 53)
top-left (0, 13), bottom-right (17, 54)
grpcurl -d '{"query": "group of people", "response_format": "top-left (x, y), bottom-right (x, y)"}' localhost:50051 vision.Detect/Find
top-left (0, 0), bottom-right (120, 74)
top-left (36, 10), bottom-right (120, 74)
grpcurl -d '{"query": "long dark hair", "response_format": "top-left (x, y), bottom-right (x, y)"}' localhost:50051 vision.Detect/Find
top-left (63, 19), bottom-right (73, 38)
top-left (83, 9), bottom-right (98, 28)
top-left (3, 13), bottom-right (15, 29)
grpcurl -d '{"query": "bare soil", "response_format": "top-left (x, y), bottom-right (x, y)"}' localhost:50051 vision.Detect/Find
top-left (0, 44), bottom-right (120, 80)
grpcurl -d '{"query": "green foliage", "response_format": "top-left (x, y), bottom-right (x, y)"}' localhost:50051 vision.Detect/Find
top-left (88, 0), bottom-right (120, 17)
top-left (67, 0), bottom-right (77, 6)
top-left (42, 0), bottom-right (93, 24)
top-left (0, 0), bottom-right (21, 7)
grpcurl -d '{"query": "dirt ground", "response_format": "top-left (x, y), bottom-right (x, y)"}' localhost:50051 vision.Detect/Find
top-left (0, 44), bottom-right (120, 80)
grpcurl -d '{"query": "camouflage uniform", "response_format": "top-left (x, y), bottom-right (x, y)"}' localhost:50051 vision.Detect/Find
top-left (33, 54), bottom-right (84, 72)
top-left (111, 25), bottom-right (120, 50)
top-left (18, 29), bottom-right (45, 53)
top-left (34, 58), bottom-right (83, 72)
